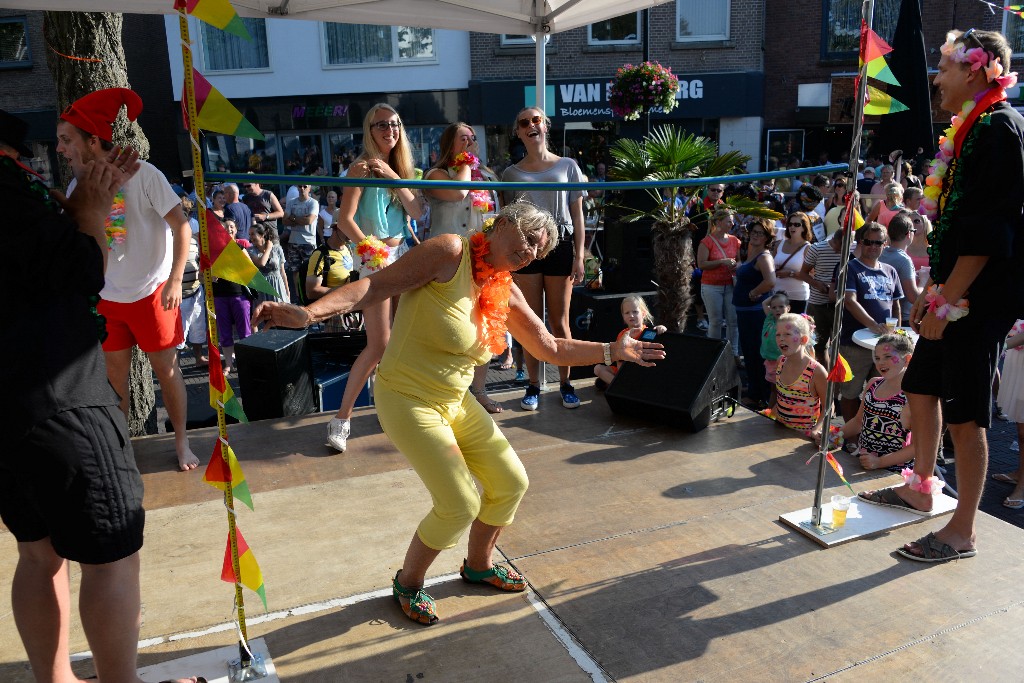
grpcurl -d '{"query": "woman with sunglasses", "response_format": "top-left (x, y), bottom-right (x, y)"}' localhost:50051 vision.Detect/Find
top-left (773, 212), bottom-right (812, 314)
top-left (425, 121), bottom-right (504, 413)
top-left (501, 107), bottom-right (587, 412)
top-left (327, 103), bottom-right (425, 453)
top-left (732, 218), bottom-right (777, 409)
top-left (252, 202), bottom-right (665, 625)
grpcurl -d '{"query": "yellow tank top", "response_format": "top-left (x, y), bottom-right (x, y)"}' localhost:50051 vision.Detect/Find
top-left (377, 235), bottom-right (491, 407)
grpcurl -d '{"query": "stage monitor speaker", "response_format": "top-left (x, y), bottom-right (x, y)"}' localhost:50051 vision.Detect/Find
top-left (569, 288), bottom-right (658, 380)
top-left (605, 332), bottom-right (739, 433)
top-left (235, 329), bottom-right (316, 421)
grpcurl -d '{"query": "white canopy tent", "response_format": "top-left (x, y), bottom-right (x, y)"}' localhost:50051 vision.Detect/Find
top-left (8, 0), bottom-right (673, 110)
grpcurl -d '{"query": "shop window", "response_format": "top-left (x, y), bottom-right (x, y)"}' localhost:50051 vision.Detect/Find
top-left (1004, 12), bottom-right (1024, 57)
top-left (822, 0), bottom-right (898, 60)
top-left (500, 34), bottom-right (533, 47)
top-left (205, 133), bottom-right (278, 176)
top-left (589, 13), bottom-right (640, 45)
top-left (201, 18), bottom-right (269, 71)
top-left (676, 0), bottom-right (729, 42)
top-left (322, 24), bottom-right (435, 66)
top-left (281, 134), bottom-right (325, 176)
top-left (0, 17), bottom-right (30, 68)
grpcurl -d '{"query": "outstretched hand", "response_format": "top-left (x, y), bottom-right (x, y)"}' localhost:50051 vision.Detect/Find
top-left (251, 300), bottom-right (312, 331)
top-left (617, 333), bottom-right (665, 367)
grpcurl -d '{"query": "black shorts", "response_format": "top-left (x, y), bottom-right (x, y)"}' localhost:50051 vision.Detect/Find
top-left (0, 405), bottom-right (145, 564)
top-left (902, 316), bottom-right (1015, 428)
top-left (516, 229), bottom-right (575, 277)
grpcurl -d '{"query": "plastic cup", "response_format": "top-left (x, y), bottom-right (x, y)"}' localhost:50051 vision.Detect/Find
top-left (885, 317), bottom-right (898, 333)
top-left (831, 495), bottom-right (851, 528)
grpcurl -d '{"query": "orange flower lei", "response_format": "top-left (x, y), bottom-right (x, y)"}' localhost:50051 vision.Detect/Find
top-left (470, 229), bottom-right (513, 354)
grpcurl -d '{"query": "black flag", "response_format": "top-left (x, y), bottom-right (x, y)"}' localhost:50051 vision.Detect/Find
top-left (872, 0), bottom-right (933, 160)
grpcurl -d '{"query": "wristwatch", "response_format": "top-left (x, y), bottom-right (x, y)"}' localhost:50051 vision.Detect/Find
top-left (603, 342), bottom-right (613, 366)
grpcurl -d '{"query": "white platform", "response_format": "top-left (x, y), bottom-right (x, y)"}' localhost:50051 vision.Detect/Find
top-left (137, 637), bottom-right (278, 683)
top-left (780, 487), bottom-right (959, 547)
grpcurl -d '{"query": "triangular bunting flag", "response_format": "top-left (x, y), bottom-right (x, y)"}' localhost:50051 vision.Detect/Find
top-left (221, 527), bottom-right (267, 610)
top-left (859, 22), bottom-right (893, 66)
top-left (175, 0), bottom-right (250, 40)
top-left (185, 69), bottom-right (265, 141)
top-left (828, 353), bottom-right (854, 383)
top-left (208, 343), bottom-right (249, 423)
top-left (825, 452), bottom-right (856, 494)
top-left (202, 210), bottom-right (279, 297)
top-left (203, 440), bottom-right (254, 511)
top-left (864, 85), bottom-right (909, 116)
top-left (865, 56), bottom-right (900, 86)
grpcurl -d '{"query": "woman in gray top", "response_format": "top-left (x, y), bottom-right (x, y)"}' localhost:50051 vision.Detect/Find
top-left (502, 107), bottom-right (586, 412)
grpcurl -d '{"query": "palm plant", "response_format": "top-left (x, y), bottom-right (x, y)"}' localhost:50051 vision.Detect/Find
top-left (608, 125), bottom-right (782, 331)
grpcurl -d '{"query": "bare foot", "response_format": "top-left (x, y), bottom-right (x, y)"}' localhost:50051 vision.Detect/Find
top-left (177, 446), bottom-right (200, 471)
top-left (891, 484), bottom-right (934, 513)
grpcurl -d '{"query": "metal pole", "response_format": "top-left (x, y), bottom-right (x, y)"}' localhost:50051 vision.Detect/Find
top-left (810, 0), bottom-right (875, 527)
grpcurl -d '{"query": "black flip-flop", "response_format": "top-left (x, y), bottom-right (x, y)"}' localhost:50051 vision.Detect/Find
top-left (896, 532), bottom-right (977, 563)
top-left (857, 487), bottom-right (931, 516)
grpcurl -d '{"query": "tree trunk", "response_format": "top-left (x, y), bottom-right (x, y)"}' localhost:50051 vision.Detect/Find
top-left (651, 219), bottom-right (695, 333)
top-left (44, 11), bottom-right (156, 436)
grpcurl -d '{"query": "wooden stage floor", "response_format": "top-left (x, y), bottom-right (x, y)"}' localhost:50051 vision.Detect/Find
top-left (2, 383), bottom-right (1023, 682)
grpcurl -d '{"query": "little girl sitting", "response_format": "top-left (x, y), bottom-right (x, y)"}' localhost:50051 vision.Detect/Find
top-left (594, 295), bottom-right (666, 390)
top-left (761, 292), bottom-right (791, 409)
top-left (772, 313), bottom-right (828, 442)
top-left (839, 332), bottom-right (915, 472)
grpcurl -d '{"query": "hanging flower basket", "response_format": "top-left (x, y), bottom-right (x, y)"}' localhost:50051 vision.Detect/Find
top-left (608, 61), bottom-right (680, 121)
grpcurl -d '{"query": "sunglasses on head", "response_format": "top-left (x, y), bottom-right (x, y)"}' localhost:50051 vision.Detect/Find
top-left (861, 239), bottom-right (885, 246)
top-left (517, 115), bottom-right (544, 129)
top-left (962, 27), bottom-right (985, 52)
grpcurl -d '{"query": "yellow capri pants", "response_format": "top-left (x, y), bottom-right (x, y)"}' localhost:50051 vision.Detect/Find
top-left (375, 379), bottom-right (530, 551)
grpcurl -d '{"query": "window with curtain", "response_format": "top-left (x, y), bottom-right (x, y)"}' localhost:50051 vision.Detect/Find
top-left (323, 23), bottom-right (435, 65)
top-left (823, 0), bottom-right (899, 59)
top-left (1004, 12), bottom-right (1024, 57)
top-left (676, 0), bottom-right (729, 42)
top-left (201, 17), bottom-right (269, 71)
top-left (589, 13), bottom-right (640, 45)
top-left (0, 17), bottom-right (30, 68)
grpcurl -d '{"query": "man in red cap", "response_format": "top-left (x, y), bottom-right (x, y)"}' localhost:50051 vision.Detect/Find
top-left (57, 88), bottom-right (199, 471)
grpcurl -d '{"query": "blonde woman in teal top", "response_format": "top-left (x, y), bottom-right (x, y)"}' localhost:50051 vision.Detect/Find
top-left (329, 103), bottom-right (425, 453)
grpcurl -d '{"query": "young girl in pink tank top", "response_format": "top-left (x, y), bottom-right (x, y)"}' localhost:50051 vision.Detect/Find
top-left (772, 313), bottom-right (828, 443)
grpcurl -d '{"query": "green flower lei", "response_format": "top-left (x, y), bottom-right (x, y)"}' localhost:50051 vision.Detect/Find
top-left (926, 113), bottom-right (992, 281)
top-left (1, 156), bottom-right (108, 342)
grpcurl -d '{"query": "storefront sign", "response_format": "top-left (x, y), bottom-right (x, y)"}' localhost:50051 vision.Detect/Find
top-left (470, 72), bottom-right (762, 124)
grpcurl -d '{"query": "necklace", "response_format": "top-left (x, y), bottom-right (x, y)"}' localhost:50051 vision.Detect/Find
top-left (921, 87), bottom-right (1005, 219)
top-left (469, 231), bottom-right (513, 354)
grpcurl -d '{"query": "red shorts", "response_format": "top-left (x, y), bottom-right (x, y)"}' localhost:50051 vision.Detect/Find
top-left (98, 283), bottom-right (183, 353)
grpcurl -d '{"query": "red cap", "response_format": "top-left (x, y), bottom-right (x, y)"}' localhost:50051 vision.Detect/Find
top-left (60, 88), bottom-right (143, 143)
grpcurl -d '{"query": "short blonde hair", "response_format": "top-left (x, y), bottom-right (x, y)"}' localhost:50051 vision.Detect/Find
top-left (495, 201), bottom-right (558, 259)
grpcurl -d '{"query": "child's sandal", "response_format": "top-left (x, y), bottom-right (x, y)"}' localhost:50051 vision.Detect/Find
top-left (459, 559), bottom-right (527, 592)
top-left (392, 571), bottom-right (439, 625)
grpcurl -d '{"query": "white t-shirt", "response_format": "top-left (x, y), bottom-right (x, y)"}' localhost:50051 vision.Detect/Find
top-left (68, 160), bottom-right (181, 303)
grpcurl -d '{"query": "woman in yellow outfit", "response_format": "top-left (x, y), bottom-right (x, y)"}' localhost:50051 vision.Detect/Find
top-left (251, 202), bottom-right (665, 625)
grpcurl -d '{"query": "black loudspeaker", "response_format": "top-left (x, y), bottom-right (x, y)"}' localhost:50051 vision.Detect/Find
top-left (235, 329), bottom-right (316, 421)
top-left (600, 218), bottom-right (655, 294)
top-left (605, 333), bottom-right (739, 433)
top-left (568, 288), bottom-right (657, 380)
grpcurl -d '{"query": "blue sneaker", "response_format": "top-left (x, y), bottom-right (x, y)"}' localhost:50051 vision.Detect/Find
top-left (515, 370), bottom-right (527, 383)
top-left (560, 382), bottom-right (580, 409)
top-left (521, 384), bottom-right (541, 411)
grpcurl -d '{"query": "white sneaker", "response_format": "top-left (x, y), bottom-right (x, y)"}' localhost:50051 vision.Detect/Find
top-left (327, 417), bottom-right (351, 452)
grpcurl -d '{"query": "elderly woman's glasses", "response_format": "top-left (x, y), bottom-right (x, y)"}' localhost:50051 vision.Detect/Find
top-left (371, 121), bottom-right (402, 132)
